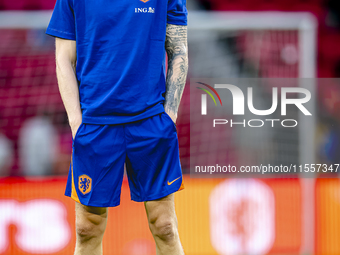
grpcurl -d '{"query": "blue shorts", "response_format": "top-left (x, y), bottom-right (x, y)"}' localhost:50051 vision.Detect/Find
top-left (65, 112), bottom-right (184, 207)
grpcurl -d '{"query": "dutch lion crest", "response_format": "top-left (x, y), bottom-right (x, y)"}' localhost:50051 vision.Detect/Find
top-left (78, 174), bottom-right (92, 195)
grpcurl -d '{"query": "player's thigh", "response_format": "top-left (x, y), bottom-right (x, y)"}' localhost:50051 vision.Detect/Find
top-left (75, 202), bottom-right (108, 237)
top-left (144, 194), bottom-right (177, 226)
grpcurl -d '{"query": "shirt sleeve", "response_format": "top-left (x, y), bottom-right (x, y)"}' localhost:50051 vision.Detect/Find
top-left (46, 0), bottom-right (76, 40)
top-left (167, 0), bottom-right (188, 26)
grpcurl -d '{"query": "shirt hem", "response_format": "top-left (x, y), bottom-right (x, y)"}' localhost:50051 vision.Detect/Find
top-left (82, 105), bottom-right (165, 125)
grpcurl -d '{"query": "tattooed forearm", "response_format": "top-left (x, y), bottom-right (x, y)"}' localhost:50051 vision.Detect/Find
top-left (164, 23), bottom-right (188, 118)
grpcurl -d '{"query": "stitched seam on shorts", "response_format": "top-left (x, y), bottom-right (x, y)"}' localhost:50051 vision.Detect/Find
top-left (125, 124), bottom-right (145, 200)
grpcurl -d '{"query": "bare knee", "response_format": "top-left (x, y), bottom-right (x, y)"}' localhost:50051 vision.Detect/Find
top-left (75, 203), bottom-right (107, 244)
top-left (76, 220), bottom-right (103, 242)
top-left (149, 217), bottom-right (177, 243)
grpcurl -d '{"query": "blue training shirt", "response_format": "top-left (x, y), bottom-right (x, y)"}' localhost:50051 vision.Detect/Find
top-left (46, 0), bottom-right (187, 124)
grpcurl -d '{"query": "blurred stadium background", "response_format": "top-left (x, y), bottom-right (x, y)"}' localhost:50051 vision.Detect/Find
top-left (1, 0), bottom-right (340, 254)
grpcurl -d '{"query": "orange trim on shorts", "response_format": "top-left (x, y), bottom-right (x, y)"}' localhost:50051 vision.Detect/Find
top-left (71, 156), bottom-right (80, 203)
top-left (178, 181), bottom-right (184, 191)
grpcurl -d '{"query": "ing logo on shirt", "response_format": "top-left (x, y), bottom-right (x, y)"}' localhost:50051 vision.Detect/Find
top-left (140, 0), bottom-right (150, 2)
top-left (135, 7), bottom-right (155, 13)
top-left (78, 174), bottom-right (92, 195)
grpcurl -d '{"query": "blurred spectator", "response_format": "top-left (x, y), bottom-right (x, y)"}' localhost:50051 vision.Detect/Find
top-left (335, 59), bottom-right (340, 77)
top-left (19, 111), bottom-right (58, 176)
top-left (320, 119), bottom-right (340, 165)
top-left (0, 132), bottom-right (14, 176)
top-left (327, 0), bottom-right (340, 28)
top-left (188, 0), bottom-right (211, 10)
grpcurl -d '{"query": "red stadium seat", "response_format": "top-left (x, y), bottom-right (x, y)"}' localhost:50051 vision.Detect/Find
top-left (318, 66), bottom-right (334, 78)
top-left (319, 33), bottom-right (340, 62)
top-left (258, 0), bottom-right (296, 11)
top-left (1, 0), bottom-right (56, 10)
top-left (298, 0), bottom-right (325, 5)
top-left (40, 0), bottom-right (56, 10)
top-left (210, 0), bottom-right (261, 11)
top-left (2, 0), bottom-right (25, 10)
top-left (24, 0), bottom-right (42, 10)
top-left (291, 3), bottom-right (325, 18)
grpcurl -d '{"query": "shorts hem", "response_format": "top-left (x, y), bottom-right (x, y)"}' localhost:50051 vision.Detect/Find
top-left (65, 194), bottom-right (120, 207)
top-left (131, 185), bottom-right (184, 202)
